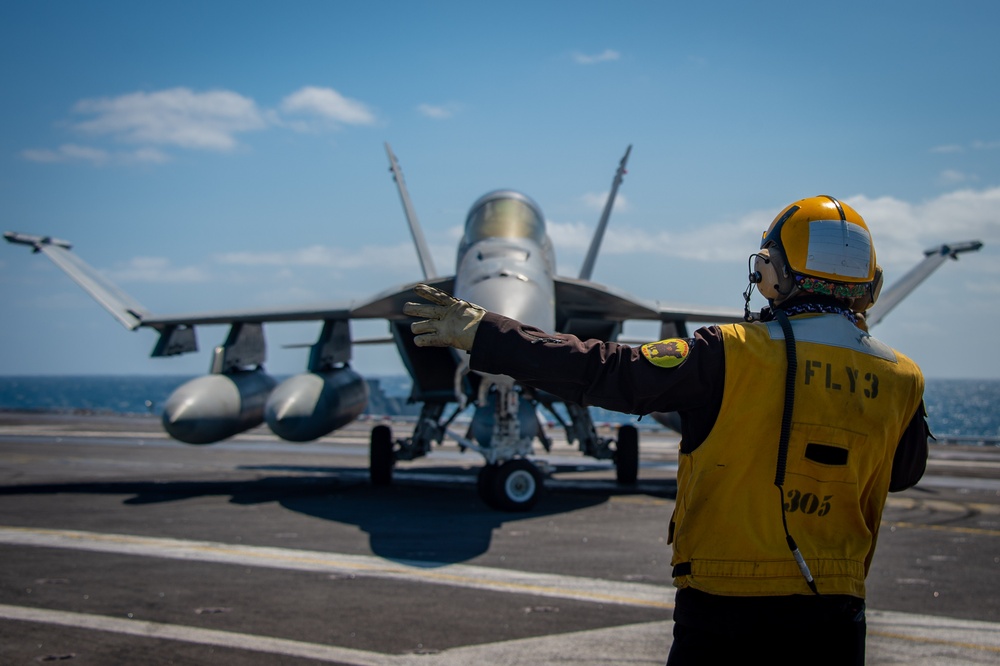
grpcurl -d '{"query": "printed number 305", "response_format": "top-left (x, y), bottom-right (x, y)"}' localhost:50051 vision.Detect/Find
top-left (784, 489), bottom-right (833, 517)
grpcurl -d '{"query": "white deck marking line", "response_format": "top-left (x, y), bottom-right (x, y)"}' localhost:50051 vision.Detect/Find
top-left (0, 603), bottom-right (674, 666)
top-left (4, 526), bottom-right (1000, 661)
top-left (0, 603), bottom-right (389, 665)
top-left (0, 525), bottom-right (674, 609)
top-left (867, 610), bottom-right (1000, 654)
top-left (4, 604), bottom-right (1000, 664)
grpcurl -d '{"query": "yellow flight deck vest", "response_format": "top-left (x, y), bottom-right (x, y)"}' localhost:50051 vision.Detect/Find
top-left (669, 314), bottom-right (924, 598)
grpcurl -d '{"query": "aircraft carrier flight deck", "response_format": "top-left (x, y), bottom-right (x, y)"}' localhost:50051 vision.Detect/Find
top-left (1, 412), bottom-right (998, 665)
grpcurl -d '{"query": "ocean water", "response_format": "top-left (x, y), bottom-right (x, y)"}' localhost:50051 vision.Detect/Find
top-left (0, 375), bottom-right (420, 420)
top-left (0, 375), bottom-right (997, 444)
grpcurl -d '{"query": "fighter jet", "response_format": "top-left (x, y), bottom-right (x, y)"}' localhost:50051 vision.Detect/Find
top-left (4, 144), bottom-right (983, 511)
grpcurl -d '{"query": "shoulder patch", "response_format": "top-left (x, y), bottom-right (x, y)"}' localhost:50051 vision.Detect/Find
top-left (640, 338), bottom-right (690, 368)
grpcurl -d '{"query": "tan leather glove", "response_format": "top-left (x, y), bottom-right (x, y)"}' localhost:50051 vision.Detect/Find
top-left (404, 284), bottom-right (486, 351)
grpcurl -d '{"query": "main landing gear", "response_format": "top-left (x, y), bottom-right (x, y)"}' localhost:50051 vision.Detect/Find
top-left (368, 422), bottom-right (639, 512)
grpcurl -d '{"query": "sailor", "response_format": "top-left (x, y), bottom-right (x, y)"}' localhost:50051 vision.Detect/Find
top-left (403, 195), bottom-right (928, 665)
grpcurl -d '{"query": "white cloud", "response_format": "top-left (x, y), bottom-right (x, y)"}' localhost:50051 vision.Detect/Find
top-left (930, 140), bottom-right (1000, 154)
top-left (582, 192), bottom-right (630, 212)
top-left (20, 144), bottom-right (170, 165)
top-left (572, 49), bottom-right (621, 65)
top-left (24, 86), bottom-right (379, 165)
top-left (417, 103), bottom-right (460, 120)
top-left (21, 144), bottom-right (111, 165)
top-left (253, 285), bottom-right (329, 305)
top-left (551, 189), bottom-right (1000, 271)
top-left (127, 147), bottom-right (171, 164)
top-left (209, 190), bottom-right (993, 292)
top-left (280, 86), bottom-right (376, 126)
top-left (215, 242), bottom-right (418, 272)
top-left (446, 224), bottom-right (464, 242)
top-left (546, 220), bottom-right (595, 253)
top-left (216, 245), bottom-right (343, 267)
top-left (938, 169), bottom-right (975, 186)
top-left (105, 257), bottom-right (210, 283)
top-left (848, 188), bottom-right (1000, 264)
top-left (72, 88), bottom-right (268, 151)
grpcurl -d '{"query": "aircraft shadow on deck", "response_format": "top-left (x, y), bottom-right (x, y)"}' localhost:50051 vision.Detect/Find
top-left (0, 466), bottom-right (675, 565)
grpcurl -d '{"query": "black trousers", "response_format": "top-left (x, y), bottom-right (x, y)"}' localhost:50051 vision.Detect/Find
top-left (666, 588), bottom-right (866, 665)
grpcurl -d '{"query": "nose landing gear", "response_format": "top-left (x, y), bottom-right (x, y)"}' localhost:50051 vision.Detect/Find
top-left (477, 459), bottom-right (543, 511)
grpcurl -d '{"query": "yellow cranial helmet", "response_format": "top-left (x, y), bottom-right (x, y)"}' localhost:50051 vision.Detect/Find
top-left (753, 195), bottom-right (881, 309)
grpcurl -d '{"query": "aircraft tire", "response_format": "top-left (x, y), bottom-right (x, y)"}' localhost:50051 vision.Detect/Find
top-left (477, 464), bottom-right (500, 508)
top-left (370, 424), bottom-right (394, 486)
top-left (492, 459), bottom-right (543, 512)
top-left (615, 425), bottom-right (639, 485)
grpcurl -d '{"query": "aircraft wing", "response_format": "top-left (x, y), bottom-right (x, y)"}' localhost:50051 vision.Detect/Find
top-left (348, 277), bottom-right (454, 320)
top-left (5, 230), bottom-right (459, 366)
top-left (5, 231), bottom-right (454, 327)
top-left (554, 276), bottom-right (745, 340)
top-left (5, 232), bottom-right (150, 329)
top-left (555, 238), bottom-right (985, 339)
top-left (141, 277), bottom-right (456, 327)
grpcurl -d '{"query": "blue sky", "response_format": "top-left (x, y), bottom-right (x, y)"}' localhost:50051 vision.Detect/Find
top-left (1, 1), bottom-right (997, 380)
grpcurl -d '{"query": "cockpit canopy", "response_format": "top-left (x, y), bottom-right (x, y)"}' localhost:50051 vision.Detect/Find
top-left (463, 191), bottom-right (546, 245)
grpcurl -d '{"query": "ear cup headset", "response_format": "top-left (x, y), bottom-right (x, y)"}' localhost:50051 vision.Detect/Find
top-left (742, 195), bottom-right (882, 594)
top-left (751, 244), bottom-right (796, 302)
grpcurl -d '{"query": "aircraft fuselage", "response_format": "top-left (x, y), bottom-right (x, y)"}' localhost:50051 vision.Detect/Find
top-left (454, 190), bottom-right (556, 331)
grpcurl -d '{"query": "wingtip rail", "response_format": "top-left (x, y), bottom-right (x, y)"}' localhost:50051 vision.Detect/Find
top-left (4, 231), bottom-right (72, 252)
top-left (925, 240), bottom-right (984, 258)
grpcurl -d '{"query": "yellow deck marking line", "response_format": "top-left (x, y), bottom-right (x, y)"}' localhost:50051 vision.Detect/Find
top-left (884, 521), bottom-right (1000, 538)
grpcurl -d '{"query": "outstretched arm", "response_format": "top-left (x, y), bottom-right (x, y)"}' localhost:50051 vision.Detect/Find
top-left (404, 283), bottom-right (725, 416)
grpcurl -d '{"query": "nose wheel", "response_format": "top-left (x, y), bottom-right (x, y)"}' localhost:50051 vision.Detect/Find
top-left (477, 459), bottom-right (543, 511)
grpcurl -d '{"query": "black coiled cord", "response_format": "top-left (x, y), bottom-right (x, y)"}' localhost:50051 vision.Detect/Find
top-left (773, 309), bottom-right (819, 595)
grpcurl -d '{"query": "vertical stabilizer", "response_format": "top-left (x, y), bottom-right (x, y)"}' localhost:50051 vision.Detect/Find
top-left (385, 143), bottom-right (438, 280)
top-left (578, 145), bottom-right (631, 281)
